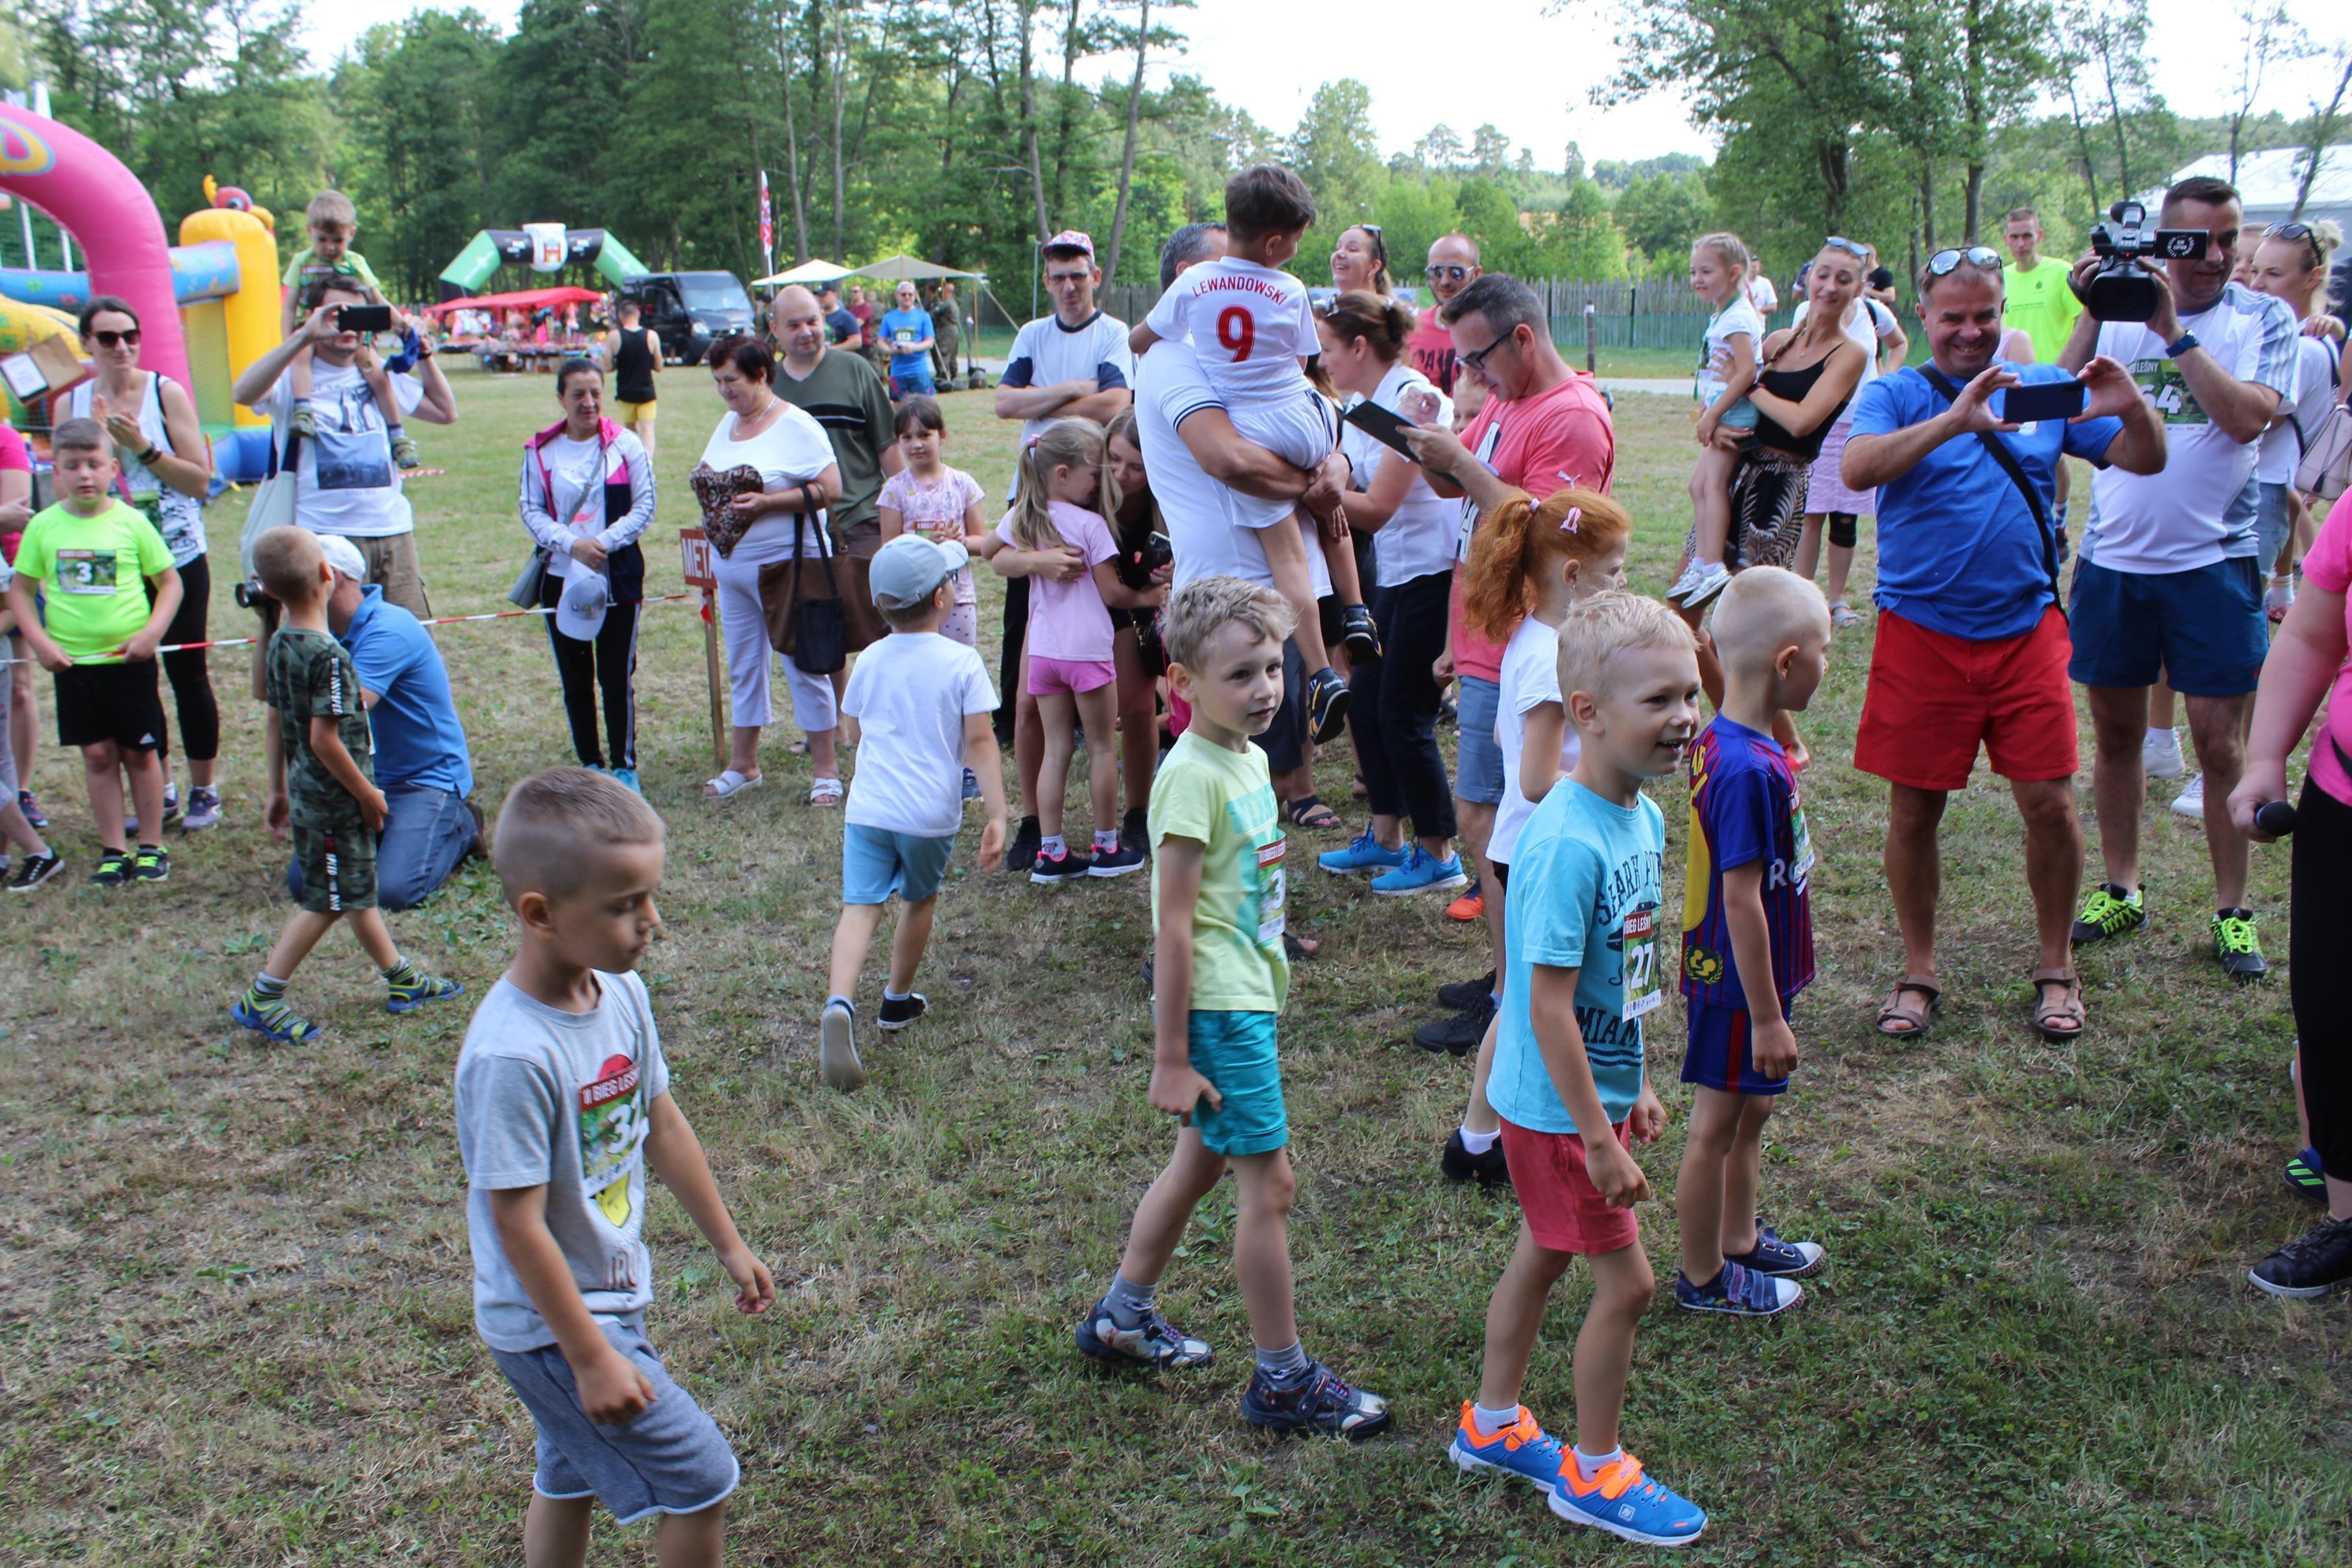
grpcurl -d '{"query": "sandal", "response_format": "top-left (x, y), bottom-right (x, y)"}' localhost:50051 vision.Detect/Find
top-left (808, 777), bottom-right (844, 807)
top-left (1286, 795), bottom-right (1342, 832)
top-left (1875, 973), bottom-right (1940, 1039)
top-left (1283, 931), bottom-right (1321, 961)
top-left (1829, 600), bottom-right (1861, 629)
top-left (704, 769), bottom-right (763, 799)
top-left (2028, 966), bottom-right (2084, 1042)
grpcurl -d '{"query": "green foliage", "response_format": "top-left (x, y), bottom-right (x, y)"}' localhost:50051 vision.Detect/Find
top-left (1614, 170), bottom-right (1713, 267)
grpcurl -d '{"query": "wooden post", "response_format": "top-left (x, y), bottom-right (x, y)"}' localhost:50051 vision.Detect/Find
top-left (679, 530), bottom-right (726, 769)
top-left (1583, 302), bottom-right (1597, 376)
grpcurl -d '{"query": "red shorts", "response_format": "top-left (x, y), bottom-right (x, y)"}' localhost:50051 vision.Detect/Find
top-left (1854, 607), bottom-right (2078, 790)
top-left (1498, 1117), bottom-right (1640, 1256)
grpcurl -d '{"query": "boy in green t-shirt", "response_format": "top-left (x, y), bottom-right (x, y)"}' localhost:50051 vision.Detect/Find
top-left (1074, 576), bottom-right (1391, 1440)
top-left (277, 190), bottom-right (419, 469)
top-left (3, 419), bottom-right (182, 886)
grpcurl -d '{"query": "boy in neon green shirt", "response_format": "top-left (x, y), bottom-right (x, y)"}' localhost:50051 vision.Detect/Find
top-left (5, 419), bottom-right (183, 885)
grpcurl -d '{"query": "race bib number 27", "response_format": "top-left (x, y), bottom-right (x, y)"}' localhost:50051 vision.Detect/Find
top-left (1621, 906), bottom-right (1662, 1021)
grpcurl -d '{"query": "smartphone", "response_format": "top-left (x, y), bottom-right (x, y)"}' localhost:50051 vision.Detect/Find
top-left (1997, 379), bottom-right (2086, 424)
top-left (336, 304), bottom-right (394, 333)
top-left (1341, 398), bottom-right (1419, 458)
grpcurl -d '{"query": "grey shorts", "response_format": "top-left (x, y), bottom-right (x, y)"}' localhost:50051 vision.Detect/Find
top-left (489, 1318), bottom-right (740, 1524)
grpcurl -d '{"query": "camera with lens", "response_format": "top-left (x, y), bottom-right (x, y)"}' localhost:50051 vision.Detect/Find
top-left (2078, 200), bottom-right (2209, 322)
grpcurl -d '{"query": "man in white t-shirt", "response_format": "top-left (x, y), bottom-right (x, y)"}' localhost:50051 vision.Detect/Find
top-left (2056, 174), bottom-right (2299, 982)
top-left (234, 275), bottom-right (458, 618)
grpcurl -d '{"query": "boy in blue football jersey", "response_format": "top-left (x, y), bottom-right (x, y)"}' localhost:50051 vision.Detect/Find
top-left (1675, 567), bottom-right (1832, 1316)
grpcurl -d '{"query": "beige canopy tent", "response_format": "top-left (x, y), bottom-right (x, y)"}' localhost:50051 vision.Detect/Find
top-left (848, 256), bottom-right (991, 378)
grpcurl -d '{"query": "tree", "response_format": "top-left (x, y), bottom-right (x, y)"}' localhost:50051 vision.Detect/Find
top-left (1468, 123), bottom-right (1511, 174)
top-left (2226, 1), bottom-right (2312, 183)
top-left (1615, 170), bottom-right (1711, 266)
top-left (1287, 79), bottom-right (1383, 232)
top-left (1413, 123), bottom-right (1465, 169)
top-left (336, 10), bottom-right (502, 296)
top-left (1563, 139), bottom-right (1584, 183)
top-left (2292, 45), bottom-right (2352, 220)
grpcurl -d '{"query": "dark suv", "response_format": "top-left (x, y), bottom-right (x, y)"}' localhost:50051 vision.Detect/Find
top-left (618, 271), bottom-right (757, 364)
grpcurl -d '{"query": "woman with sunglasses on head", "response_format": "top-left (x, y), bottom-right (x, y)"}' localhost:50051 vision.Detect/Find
top-left (1330, 224), bottom-right (1411, 317)
top-left (2244, 220), bottom-right (2345, 622)
top-left (68, 296), bottom-right (222, 831)
top-left (1782, 237), bottom-right (1909, 627)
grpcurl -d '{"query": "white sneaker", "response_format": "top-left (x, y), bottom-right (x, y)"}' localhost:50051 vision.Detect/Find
top-left (1682, 561), bottom-right (1734, 609)
top-left (2266, 577), bottom-right (2296, 619)
top-left (1665, 559), bottom-right (1708, 603)
top-left (2142, 728), bottom-right (2185, 781)
top-left (2170, 771), bottom-right (2205, 819)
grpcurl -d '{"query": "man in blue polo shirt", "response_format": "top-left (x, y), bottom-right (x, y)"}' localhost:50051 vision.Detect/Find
top-left (270, 535), bottom-right (479, 909)
top-left (1841, 246), bottom-right (2165, 1044)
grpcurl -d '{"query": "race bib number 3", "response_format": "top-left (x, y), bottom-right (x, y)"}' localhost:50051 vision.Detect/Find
top-left (56, 549), bottom-right (120, 596)
top-left (1621, 906), bottom-right (1662, 1021)
top-left (1255, 837), bottom-right (1288, 946)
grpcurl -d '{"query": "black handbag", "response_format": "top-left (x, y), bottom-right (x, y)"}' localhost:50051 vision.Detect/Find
top-left (763, 518), bottom-right (849, 674)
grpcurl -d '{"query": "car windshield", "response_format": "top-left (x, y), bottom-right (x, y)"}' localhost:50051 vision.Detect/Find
top-left (679, 275), bottom-right (752, 313)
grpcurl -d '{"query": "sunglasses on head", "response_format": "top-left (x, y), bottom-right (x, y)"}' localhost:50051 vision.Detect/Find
top-left (1822, 236), bottom-right (1870, 258)
top-left (2267, 221), bottom-right (2325, 264)
top-left (1927, 246), bottom-right (2005, 276)
top-left (1426, 264), bottom-right (1470, 281)
top-left (90, 327), bottom-right (141, 349)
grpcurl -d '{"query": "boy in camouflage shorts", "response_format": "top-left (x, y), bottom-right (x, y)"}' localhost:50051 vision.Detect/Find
top-left (231, 526), bottom-right (463, 1044)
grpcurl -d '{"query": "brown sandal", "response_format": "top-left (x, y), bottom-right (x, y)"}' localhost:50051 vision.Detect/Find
top-left (1876, 974), bottom-right (1940, 1039)
top-left (2028, 966), bottom-right (2084, 1042)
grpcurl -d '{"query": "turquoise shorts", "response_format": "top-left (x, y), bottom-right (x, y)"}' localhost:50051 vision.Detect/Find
top-left (1188, 1010), bottom-right (1288, 1156)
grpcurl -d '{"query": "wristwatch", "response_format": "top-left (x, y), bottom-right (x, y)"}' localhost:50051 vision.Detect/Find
top-left (2163, 331), bottom-right (2200, 360)
top-left (136, 444), bottom-right (163, 466)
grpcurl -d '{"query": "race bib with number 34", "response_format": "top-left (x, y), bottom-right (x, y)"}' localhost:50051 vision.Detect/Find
top-left (1620, 906), bottom-right (1662, 1021)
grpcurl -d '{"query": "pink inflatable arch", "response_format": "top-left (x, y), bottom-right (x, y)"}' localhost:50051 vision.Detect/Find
top-left (0, 104), bottom-right (193, 397)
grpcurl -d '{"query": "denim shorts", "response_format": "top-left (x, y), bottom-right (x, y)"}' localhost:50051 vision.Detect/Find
top-left (489, 1318), bottom-right (740, 1525)
top-left (1187, 1010), bottom-right (1288, 1157)
top-left (843, 822), bottom-right (956, 904)
top-left (1454, 675), bottom-right (1504, 806)
top-left (2066, 556), bottom-right (2267, 697)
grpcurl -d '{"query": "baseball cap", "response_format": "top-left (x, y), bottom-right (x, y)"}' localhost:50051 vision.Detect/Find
top-left (312, 532), bottom-right (368, 583)
top-left (556, 568), bottom-right (611, 640)
top-left (1042, 229), bottom-right (1096, 263)
top-left (869, 533), bottom-right (969, 611)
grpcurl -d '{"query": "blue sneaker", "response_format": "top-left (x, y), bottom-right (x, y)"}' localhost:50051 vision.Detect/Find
top-left (1074, 1300), bottom-right (1215, 1370)
top-left (611, 766), bottom-right (641, 795)
top-left (1370, 846), bottom-right (1469, 896)
top-left (1449, 1403), bottom-right (1567, 1495)
top-left (961, 767), bottom-right (982, 801)
top-left (1726, 1221), bottom-right (1826, 1278)
top-left (1675, 1258), bottom-right (1802, 1316)
top-left (231, 994), bottom-right (322, 1045)
top-left (1240, 1361), bottom-right (1391, 1439)
top-left (385, 971), bottom-right (465, 1014)
top-left (1318, 827), bottom-right (1408, 876)
top-left (1552, 1451), bottom-right (1707, 1547)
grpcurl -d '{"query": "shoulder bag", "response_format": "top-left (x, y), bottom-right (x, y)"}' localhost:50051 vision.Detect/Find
top-left (237, 419), bottom-right (303, 587)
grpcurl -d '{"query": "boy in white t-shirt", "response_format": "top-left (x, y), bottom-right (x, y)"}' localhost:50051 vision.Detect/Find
top-left (817, 533), bottom-right (1008, 1092)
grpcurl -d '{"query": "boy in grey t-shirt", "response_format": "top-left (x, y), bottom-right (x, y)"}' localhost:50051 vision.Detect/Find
top-left (456, 769), bottom-right (774, 1567)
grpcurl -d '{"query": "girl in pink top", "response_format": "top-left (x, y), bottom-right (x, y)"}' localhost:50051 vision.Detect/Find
top-left (985, 419), bottom-right (1165, 882)
top-left (876, 397), bottom-right (987, 647)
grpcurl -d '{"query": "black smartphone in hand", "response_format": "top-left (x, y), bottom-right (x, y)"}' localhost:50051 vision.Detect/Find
top-left (1341, 399), bottom-right (1419, 458)
top-left (1995, 379), bottom-right (2087, 424)
top-left (336, 304), bottom-right (394, 333)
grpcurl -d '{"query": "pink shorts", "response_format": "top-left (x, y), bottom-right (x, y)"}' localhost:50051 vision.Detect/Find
top-left (1499, 1117), bottom-right (1641, 1256)
top-left (1028, 655), bottom-right (1117, 696)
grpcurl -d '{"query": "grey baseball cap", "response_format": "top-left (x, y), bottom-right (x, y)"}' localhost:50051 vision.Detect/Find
top-left (869, 533), bottom-right (969, 610)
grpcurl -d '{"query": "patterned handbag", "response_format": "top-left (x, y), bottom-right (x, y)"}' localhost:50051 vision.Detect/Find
top-left (691, 463), bottom-right (765, 557)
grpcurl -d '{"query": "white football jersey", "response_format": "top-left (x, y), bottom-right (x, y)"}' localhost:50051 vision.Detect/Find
top-left (1144, 256), bottom-right (1315, 406)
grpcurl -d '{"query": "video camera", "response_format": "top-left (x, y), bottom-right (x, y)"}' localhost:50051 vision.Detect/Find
top-left (2078, 200), bottom-right (2209, 322)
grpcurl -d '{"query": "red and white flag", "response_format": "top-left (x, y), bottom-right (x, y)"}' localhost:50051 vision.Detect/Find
top-left (758, 170), bottom-right (773, 272)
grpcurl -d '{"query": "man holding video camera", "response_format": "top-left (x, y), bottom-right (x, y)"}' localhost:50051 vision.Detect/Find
top-left (2058, 174), bottom-right (2300, 983)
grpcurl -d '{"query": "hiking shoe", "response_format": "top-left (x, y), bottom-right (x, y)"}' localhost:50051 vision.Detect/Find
top-left (1446, 887), bottom-right (1485, 924)
top-left (1074, 1300), bottom-right (1214, 1370)
top-left (1680, 560), bottom-right (1733, 609)
top-left (231, 994), bottom-right (322, 1045)
top-left (2142, 727), bottom-right (2185, 780)
top-left (1030, 844), bottom-right (1094, 882)
top-left (18, 790), bottom-right (47, 830)
top-left (1449, 1403), bottom-right (1566, 1495)
top-left (611, 767), bottom-right (641, 795)
top-left (2213, 907), bottom-right (2268, 982)
top-left (1340, 603), bottom-right (1382, 664)
top-left (1674, 1259), bottom-right (1802, 1316)
top-left (1088, 841), bottom-right (1147, 878)
top-left (1008, 818), bottom-right (1042, 874)
top-left (6, 850), bottom-right (64, 891)
top-left (2285, 1146), bottom-right (2328, 1202)
top-left (1240, 1362), bottom-right (1391, 1440)
top-left (1120, 806), bottom-right (1149, 858)
top-left (90, 850), bottom-right (133, 888)
top-left (877, 992), bottom-right (928, 1031)
top-left (2071, 883), bottom-right (2145, 946)
top-left (1441, 1127), bottom-right (1511, 1189)
top-left (1308, 666), bottom-right (1350, 743)
top-left (1372, 846), bottom-right (1469, 896)
top-left (1417, 992), bottom-right (1495, 1056)
top-left (1726, 1221), bottom-right (1826, 1278)
top-left (1319, 828), bottom-right (1408, 876)
top-left (1665, 559), bottom-right (1708, 603)
top-left (1551, 1452), bottom-right (1708, 1547)
top-left (390, 431), bottom-right (422, 470)
top-left (2250, 1215), bottom-right (2352, 1298)
top-left (1438, 968), bottom-right (1496, 1010)
top-left (180, 785), bottom-right (222, 832)
top-left (2170, 770), bottom-right (2206, 819)
top-left (385, 971), bottom-right (464, 1014)
top-left (819, 999), bottom-right (865, 1090)
top-left (131, 845), bottom-right (169, 883)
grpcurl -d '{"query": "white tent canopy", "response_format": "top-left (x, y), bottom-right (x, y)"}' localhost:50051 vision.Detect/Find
top-left (752, 257), bottom-right (853, 287)
top-left (853, 254), bottom-right (986, 281)
top-left (2148, 145), bottom-right (2352, 232)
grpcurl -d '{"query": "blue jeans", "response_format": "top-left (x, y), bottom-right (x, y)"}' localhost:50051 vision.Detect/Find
top-left (288, 782), bottom-right (476, 911)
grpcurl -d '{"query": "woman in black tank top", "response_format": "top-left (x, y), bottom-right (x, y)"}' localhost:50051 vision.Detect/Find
top-left (1723, 305), bottom-right (1867, 570)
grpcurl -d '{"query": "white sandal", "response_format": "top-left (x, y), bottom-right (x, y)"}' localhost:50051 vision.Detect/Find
top-left (703, 769), bottom-right (763, 799)
top-left (1829, 600), bottom-right (1862, 629)
top-left (808, 777), bottom-right (844, 807)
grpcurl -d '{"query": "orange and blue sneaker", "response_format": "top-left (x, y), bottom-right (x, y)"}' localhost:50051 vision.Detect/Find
top-left (1551, 1450), bottom-right (1707, 1547)
top-left (1448, 1403), bottom-right (1568, 1496)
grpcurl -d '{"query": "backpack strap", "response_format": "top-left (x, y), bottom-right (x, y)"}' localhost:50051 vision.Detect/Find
top-left (1916, 366), bottom-right (2067, 620)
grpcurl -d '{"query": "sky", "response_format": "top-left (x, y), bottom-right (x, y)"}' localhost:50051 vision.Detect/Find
top-left (324, 0), bottom-right (2349, 169)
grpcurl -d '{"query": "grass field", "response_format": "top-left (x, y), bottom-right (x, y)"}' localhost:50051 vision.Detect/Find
top-left (3, 360), bottom-right (2344, 1567)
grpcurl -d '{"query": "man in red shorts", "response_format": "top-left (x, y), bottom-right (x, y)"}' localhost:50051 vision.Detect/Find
top-left (1841, 248), bottom-right (2165, 1042)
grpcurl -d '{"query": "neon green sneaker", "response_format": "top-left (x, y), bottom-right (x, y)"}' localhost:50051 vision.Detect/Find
top-left (2211, 907), bottom-right (2268, 983)
top-left (385, 970), bottom-right (465, 1014)
top-left (2071, 883), bottom-right (2146, 946)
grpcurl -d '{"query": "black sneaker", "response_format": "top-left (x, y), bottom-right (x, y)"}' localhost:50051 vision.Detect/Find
top-left (132, 845), bottom-right (169, 883)
top-left (2071, 883), bottom-right (2146, 946)
top-left (1120, 806), bottom-right (1150, 859)
top-left (2286, 1145), bottom-right (2328, 1202)
top-left (1088, 841), bottom-right (1147, 877)
top-left (1340, 603), bottom-right (1382, 664)
top-left (1437, 968), bottom-right (1496, 1010)
top-left (2249, 1215), bottom-right (2352, 1298)
top-left (1415, 992), bottom-right (1496, 1056)
top-left (91, 850), bottom-right (133, 888)
top-left (1308, 666), bottom-right (1351, 743)
top-left (1441, 1127), bottom-right (1511, 1189)
top-left (2212, 907), bottom-right (2268, 983)
top-left (877, 992), bottom-right (927, 1030)
top-left (1240, 1361), bottom-right (1391, 1440)
top-left (1030, 844), bottom-right (1094, 883)
top-left (7, 850), bottom-right (64, 891)
top-left (1008, 817), bottom-right (1042, 874)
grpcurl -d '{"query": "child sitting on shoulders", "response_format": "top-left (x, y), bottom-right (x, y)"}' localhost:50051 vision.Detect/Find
top-left (1448, 592), bottom-right (1708, 1548)
top-left (875, 396), bottom-right (988, 649)
top-left (1675, 567), bottom-right (1832, 1316)
top-left (279, 191), bottom-right (420, 470)
top-left (457, 768), bottom-right (775, 1568)
top-left (1075, 575), bottom-right (1391, 1438)
top-left (230, 526), bottom-right (462, 1042)
top-left (1671, 231), bottom-right (1764, 613)
top-left (817, 533), bottom-right (1009, 1092)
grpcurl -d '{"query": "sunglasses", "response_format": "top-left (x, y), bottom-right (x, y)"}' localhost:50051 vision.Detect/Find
top-left (1822, 236), bottom-right (1870, 258)
top-left (1926, 246), bottom-right (2005, 276)
top-left (1426, 264), bottom-right (1470, 281)
top-left (89, 327), bottom-right (141, 349)
top-left (2267, 221), bottom-right (2325, 264)
top-left (1459, 327), bottom-right (1518, 373)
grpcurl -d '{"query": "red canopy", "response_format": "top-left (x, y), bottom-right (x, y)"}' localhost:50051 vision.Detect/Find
top-left (426, 285), bottom-right (607, 316)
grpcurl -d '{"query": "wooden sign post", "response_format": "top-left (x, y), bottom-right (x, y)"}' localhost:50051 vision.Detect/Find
top-left (678, 530), bottom-right (727, 769)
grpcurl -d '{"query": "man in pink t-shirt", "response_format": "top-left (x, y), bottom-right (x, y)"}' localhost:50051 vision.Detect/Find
top-left (1408, 233), bottom-right (1483, 396)
top-left (1402, 272), bottom-right (1617, 1184)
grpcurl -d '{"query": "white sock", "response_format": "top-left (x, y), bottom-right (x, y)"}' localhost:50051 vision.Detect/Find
top-left (1471, 1401), bottom-right (1520, 1438)
top-left (2146, 725), bottom-right (2172, 741)
top-left (1459, 1124), bottom-right (1501, 1156)
top-left (883, 987), bottom-right (910, 1003)
top-left (1573, 1444), bottom-right (1624, 1483)
top-left (1093, 828), bottom-right (1120, 851)
top-left (826, 994), bottom-right (852, 1012)
top-left (1041, 834), bottom-right (1065, 856)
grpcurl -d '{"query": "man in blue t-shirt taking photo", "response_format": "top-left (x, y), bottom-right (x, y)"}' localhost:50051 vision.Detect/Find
top-left (878, 281), bottom-right (936, 400)
top-left (1841, 246), bottom-right (2165, 1044)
